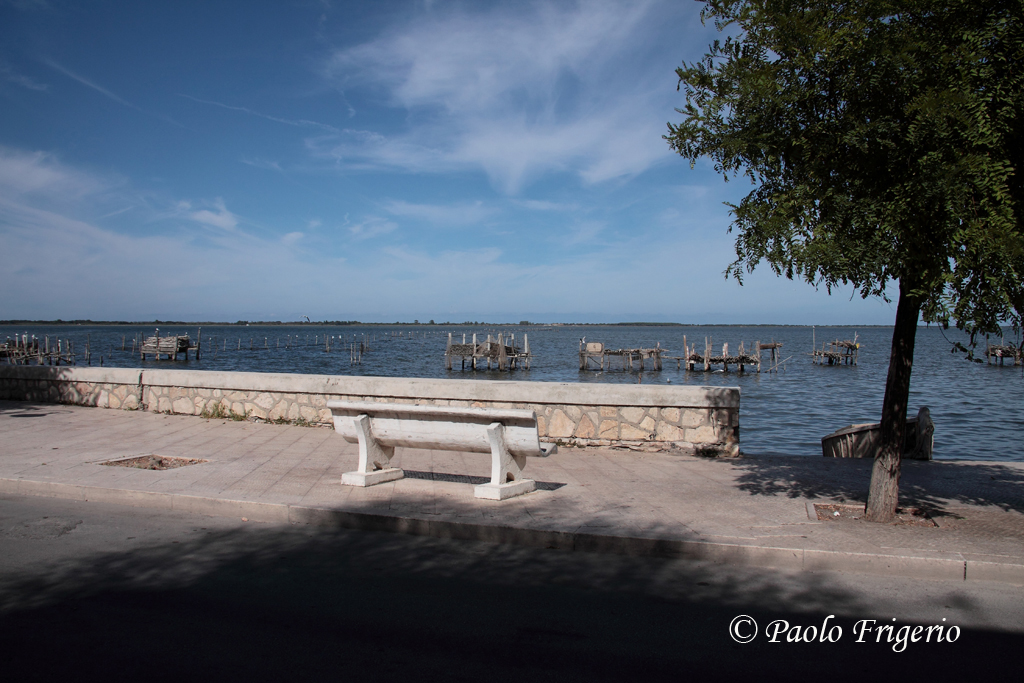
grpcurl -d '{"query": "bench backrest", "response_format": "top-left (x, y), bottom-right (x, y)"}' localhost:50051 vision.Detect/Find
top-left (327, 401), bottom-right (544, 457)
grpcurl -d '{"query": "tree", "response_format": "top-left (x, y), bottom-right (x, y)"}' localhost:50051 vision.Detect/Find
top-left (666, 0), bottom-right (1023, 521)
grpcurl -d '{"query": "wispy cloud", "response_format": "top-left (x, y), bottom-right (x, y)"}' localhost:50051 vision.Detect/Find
top-left (240, 158), bottom-right (284, 172)
top-left (0, 61), bottom-right (48, 91)
top-left (178, 94), bottom-right (341, 133)
top-left (182, 198), bottom-right (239, 231)
top-left (515, 199), bottom-right (579, 212)
top-left (383, 199), bottom-right (493, 226)
top-left (44, 59), bottom-right (185, 128)
top-left (0, 146), bottom-right (110, 198)
top-left (347, 215), bottom-right (397, 240)
top-left (322, 0), bottom-right (678, 193)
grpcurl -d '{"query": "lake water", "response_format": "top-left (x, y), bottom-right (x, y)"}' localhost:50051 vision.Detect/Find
top-left (3, 323), bottom-right (1021, 462)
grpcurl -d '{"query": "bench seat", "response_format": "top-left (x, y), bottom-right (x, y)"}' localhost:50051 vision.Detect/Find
top-left (328, 401), bottom-right (556, 500)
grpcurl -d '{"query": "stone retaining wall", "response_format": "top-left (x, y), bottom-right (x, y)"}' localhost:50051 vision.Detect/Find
top-left (0, 366), bottom-right (740, 455)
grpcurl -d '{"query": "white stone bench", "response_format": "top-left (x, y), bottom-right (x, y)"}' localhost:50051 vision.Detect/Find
top-left (327, 401), bottom-right (557, 500)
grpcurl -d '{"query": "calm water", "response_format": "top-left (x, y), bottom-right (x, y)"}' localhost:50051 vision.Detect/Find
top-left (3, 323), bottom-right (1022, 461)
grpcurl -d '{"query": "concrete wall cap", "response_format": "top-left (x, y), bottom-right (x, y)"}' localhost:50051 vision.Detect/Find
top-left (1, 366), bottom-right (739, 409)
top-left (138, 369), bottom-right (739, 408)
top-left (0, 365), bottom-right (142, 385)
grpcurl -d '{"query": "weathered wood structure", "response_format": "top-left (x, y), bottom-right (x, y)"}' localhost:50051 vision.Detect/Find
top-left (578, 340), bottom-right (664, 371)
top-left (985, 341), bottom-right (1023, 365)
top-left (670, 336), bottom-right (767, 372)
top-left (821, 406), bottom-right (934, 460)
top-left (446, 332), bottom-right (531, 371)
top-left (140, 328), bottom-right (200, 361)
top-left (2, 334), bottom-right (77, 366)
top-left (812, 333), bottom-right (860, 365)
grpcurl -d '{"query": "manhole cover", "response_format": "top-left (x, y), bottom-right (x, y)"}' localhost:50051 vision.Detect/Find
top-left (101, 455), bottom-right (207, 470)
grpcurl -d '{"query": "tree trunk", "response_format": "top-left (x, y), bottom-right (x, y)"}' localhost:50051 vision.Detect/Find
top-left (865, 281), bottom-right (922, 522)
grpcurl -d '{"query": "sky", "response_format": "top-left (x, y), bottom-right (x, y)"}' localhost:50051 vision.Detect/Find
top-left (0, 0), bottom-right (899, 324)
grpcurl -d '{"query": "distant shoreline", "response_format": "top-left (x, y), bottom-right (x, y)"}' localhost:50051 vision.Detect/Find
top-left (1, 319), bottom-right (899, 328)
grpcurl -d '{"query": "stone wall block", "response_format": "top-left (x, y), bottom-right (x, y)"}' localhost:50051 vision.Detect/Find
top-left (269, 400), bottom-right (289, 421)
top-left (287, 403), bottom-right (300, 421)
top-left (565, 405), bottom-right (582, 421)
top-left (547, 409), bottom-right (576, 438)
top-left (620, 407), bottom-right (646, 424)
top-left (255, 393), bottom-right (276, 410)
top-left (248, 404), bottom-right (267, 420)
top-left (680, 409), bottom-right (707, 428)
top-left (639, 415), bottom-right (657, 432)
top-left (574, 414), bottom-right (596, 438)
top-left (172, 397), bottom-right (193, 414)
top-left (655, 423), bottom-right (686, 441)
top-left (599, 406), bottom-right (618, 418)
top-left (598, 420), bottom-right (619, 439)
top-left (687, 425), bottom-right (717, 443)
top-left (660, 407), bottom-right (681, 423)
top-left (620, 423), bottom-right (651, 440)
top-left (300, 405), bottom-right (318, 422)
top-left (122, 394), bottom-right (139, 410)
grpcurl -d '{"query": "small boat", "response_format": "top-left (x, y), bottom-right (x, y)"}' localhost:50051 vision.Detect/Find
top-left (822, 407), bottom-right (933, 460)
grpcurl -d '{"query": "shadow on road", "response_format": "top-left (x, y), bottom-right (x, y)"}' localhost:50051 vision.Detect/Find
top-left (1, 507), bottom-right (1019, 681)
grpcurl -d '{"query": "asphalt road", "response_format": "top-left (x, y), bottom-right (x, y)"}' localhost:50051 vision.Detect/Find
top-left (1, 494), bottom-right (1020, 681)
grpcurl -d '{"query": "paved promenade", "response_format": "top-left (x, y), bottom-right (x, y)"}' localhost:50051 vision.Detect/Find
top-left (1, 400), bottom-right (1022, 583)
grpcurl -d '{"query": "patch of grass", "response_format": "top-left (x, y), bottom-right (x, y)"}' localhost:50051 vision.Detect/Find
top-left (200, 403), bottom-right (229, 420)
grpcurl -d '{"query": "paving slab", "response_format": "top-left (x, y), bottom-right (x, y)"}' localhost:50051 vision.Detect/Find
top-left (0, 399), bottom-right (1022, 584)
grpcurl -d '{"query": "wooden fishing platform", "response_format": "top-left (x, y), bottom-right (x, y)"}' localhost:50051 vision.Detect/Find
top-left (661, 336), bottom-right (788, 373)
top-left (446, 332), bottom-right (531, 371)
top-left (140, 328), bottom-right (200, 361)
top-left (985, 341), bottom-right (1022, 365)
top-left (812, 334), bottom-right (860, 365)
top-left (578, 340), bottom-right (664, 371)
top-left (2, 334), bottom-right (77, 366)
top-left (671, 336), bottom-right (760, 372)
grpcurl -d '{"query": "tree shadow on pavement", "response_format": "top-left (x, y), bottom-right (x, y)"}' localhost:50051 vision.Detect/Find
top-left (0, 508), bottom-right (1021, 682)
top-left (731, 456), bottom-right (1024, 516)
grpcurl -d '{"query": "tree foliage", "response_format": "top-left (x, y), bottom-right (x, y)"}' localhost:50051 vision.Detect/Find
top-left (667, 0), bottom-right (1023, 343)
top-left (667, 0), bottom-right (1023, 520)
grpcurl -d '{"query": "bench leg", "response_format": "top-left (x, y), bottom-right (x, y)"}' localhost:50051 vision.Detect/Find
top-left (474, 423), bottom-right (536, 500)
top-left (342, 414), bottom-right (404, 487)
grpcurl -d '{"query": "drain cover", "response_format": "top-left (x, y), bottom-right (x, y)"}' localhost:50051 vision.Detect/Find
top-left (101, 455), bottom-right (207, 470)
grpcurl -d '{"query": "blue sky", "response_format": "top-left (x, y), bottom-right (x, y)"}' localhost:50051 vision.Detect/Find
top-left (0, 0), bottom-right (897, 324)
